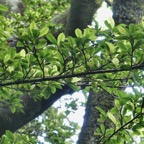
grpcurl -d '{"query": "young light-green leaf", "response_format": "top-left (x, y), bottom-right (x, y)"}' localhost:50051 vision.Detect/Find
top-left (112, 57), bottom-right (119, 67)
top-left (75, 28), bottom-right (83, 38)
top-left (57, 33), bottom-right (65, 46)
top-left (107, 112), bottom-right (117, 124)
top-left (39, 27), bottom-right (49, 37)
top-left (20, 49), bottom-right (26, 57)
top-left (30, 21), bottom-right (37, 30)
top-left (106, 42), bottom-right (115, 53)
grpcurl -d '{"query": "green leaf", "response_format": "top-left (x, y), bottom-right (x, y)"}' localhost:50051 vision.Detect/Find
top-left (75, 28), bottom-right (83, 38)
top-left (117, 136), bottom-right (123, 143)
top-left (4, 54), bottom-right (11, 63)
top-left (57, 33), bottom-right (65, 46)
top-left (117, 26), bottom-right (129, 36)
top-left (120, 64), bottom-right (131, 69)
top-left (7, 66), bottom-right (14, 73)
top-left (46, 33), bottom-right (57, 45)
top-left (114, 99), bottom-right (121, 108)
top-left (50, 86), bottom-right (56, 94)
top-left (67, 82), bottom-right (80, 91)
top-left (5, 130), bottom-right (14, 140)
top-left (83, 28), bottom-right (96, 40)
top-left (67, 36), bottom-right (75, 45)
top-left (100, 124), bottom-right (105, 134)
top-left (106, 42), bottom-right (115, 53)
top-left (31, 29), bottom-right (40, 39)
top-left (112, 57), bottom-right (119, 67)
top-left (39, 27), bottom-right (49, 37)
top-left (10, 106), bottom-right (16, 113)
top-left (17, 41), bottom-right (24, 47)
top-left (106, 128), bottom-right (114, 136)
top-left (96, 106), bottom-right (106, 115)
top-left (129, 24), bottom-right (136, 34)
top-left (30, 21), bottom-right (37, 30)
top-left (104, 18), bottom-right (115, 29)
top-left (20, 49), bottom-right (26, 57)
top-left (108, 17), bottom-right (115, 28)
top-left (0, 4), bottom-right (8, 12)
top-left (36, 39), bottom-right (47, 49)
top-left (107, 112), bottom-right (117, 124)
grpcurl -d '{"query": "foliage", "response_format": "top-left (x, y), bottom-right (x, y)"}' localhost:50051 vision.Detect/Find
top-left (0, 0), bottom-right (144, 143)
top-left (17, 107), bottom-right (78, 144)
top-left (0, 130), bottom-right (37, 144)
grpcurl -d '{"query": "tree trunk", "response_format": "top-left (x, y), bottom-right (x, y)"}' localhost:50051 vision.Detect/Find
top-left (65, 0), bottom-right (103, 36)
top-left (77, 89), bottom-right (114, 144)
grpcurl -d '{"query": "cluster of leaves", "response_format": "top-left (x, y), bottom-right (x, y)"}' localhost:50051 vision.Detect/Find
top-left (17, 107), bottom-right (78, 144)
top-left (0, 0), bottom-right (71, 113)
top-left (90, 21), bottom-right (144, 143)
top-left (95, 87), bottom-right (144, 144)
top-left (0, 130), bottom-right (37, 144)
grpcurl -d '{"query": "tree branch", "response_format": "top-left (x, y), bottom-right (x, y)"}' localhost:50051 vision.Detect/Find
top-left (0, 63), bottom-right (143, 87)
top-left (0, 85), bottom-right (73, 136)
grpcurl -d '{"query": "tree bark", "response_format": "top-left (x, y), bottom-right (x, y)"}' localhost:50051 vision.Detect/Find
top-left (77, 90), bottom-right (114, 144)
top-left (113, 0), bottom-right (144, 25)
top-left (65, 0), bottom-right (103, 36)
